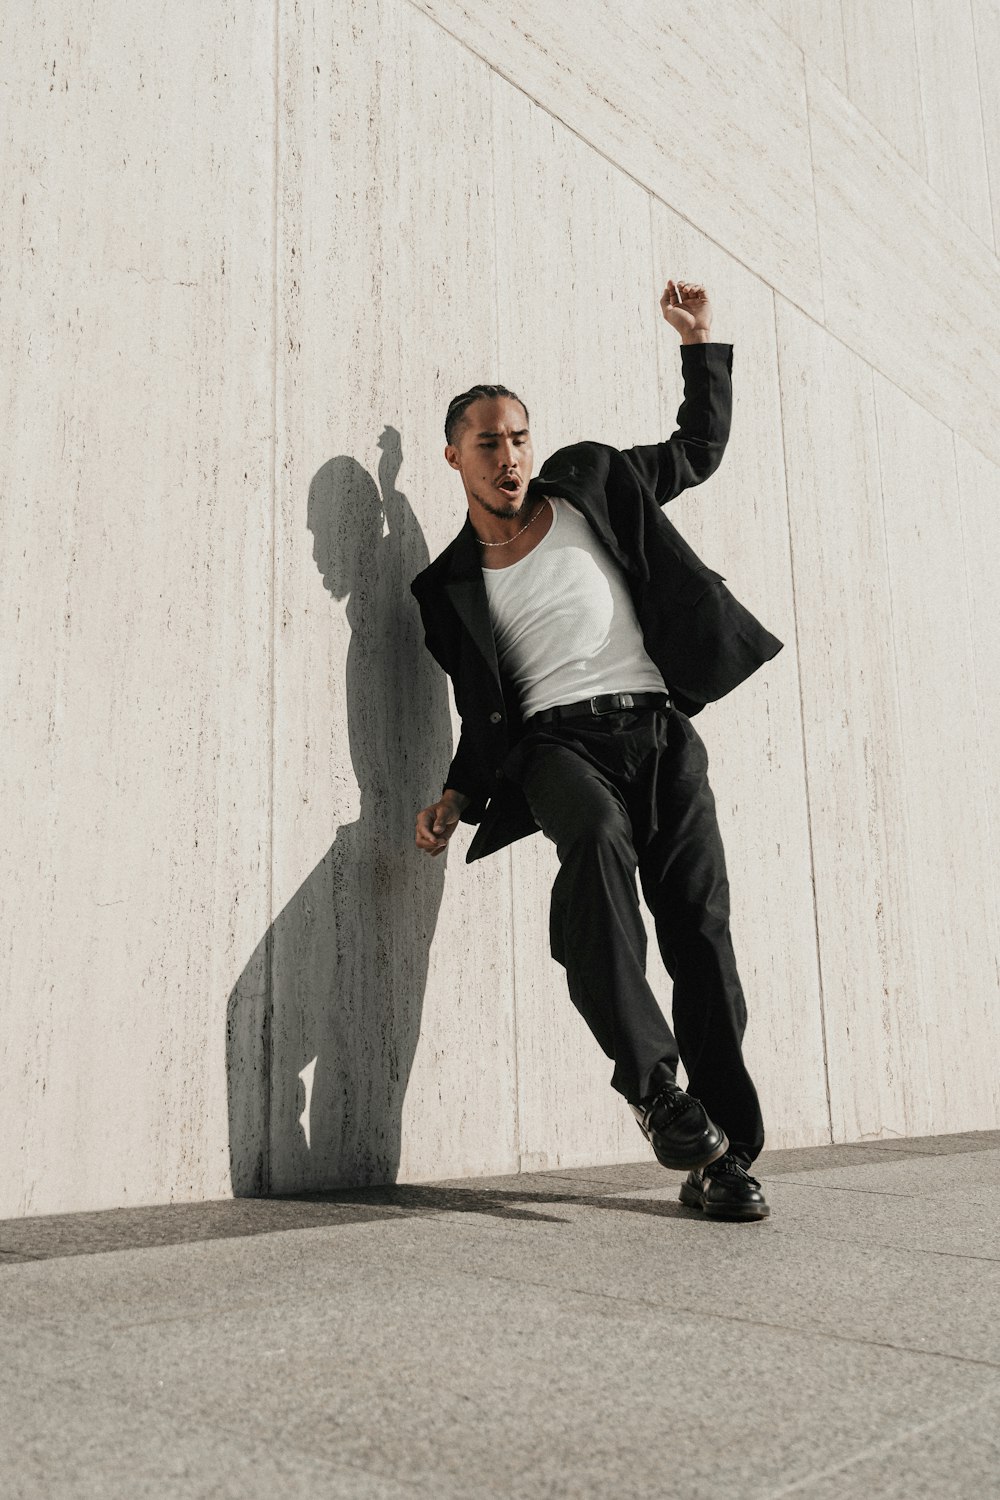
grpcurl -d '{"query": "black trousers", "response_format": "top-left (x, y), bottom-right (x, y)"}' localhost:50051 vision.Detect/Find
top-left (503, 705), bottom-right (764, 1167)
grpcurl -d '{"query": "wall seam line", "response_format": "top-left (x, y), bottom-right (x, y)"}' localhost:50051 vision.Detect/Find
top-left (772, 290), bottom-right (834, 1146)
top-left (265, 0), bottom-right (280, 1193)
top-left (869, 363), bottom-right (926, 1135)
top-left (797, 53), bottom-right (833, 1141)
top-left (649, 192), bottom-right (663, 415)
top-left (488, 71), bottom-right (521, 1173)
top-left (967, 0), bottom-right (998, 254)
top-left (801, 56), bottom-right (828, 330)
top-left (909, 0), bottom-right (930, 185)
top-left (948, 429), bottom-right (1000, 1024)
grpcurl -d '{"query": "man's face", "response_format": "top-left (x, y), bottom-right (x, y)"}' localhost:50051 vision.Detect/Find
top-left (445, 395), bottom-right (534, 521)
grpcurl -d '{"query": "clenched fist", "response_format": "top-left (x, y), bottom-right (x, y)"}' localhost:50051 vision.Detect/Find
top-left (660, 279), bottom-right (713, 341)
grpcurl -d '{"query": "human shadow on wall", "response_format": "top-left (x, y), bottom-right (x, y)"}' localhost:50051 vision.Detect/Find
top-left (226, 426), bottom-right (451, 1194)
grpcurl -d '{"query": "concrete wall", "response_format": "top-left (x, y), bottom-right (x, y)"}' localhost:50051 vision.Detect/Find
top-left (2, 0), bottom-right (998, 1217)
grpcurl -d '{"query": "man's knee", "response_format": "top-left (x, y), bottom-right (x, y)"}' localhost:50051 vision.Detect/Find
top-left (522, 752), bottom-right (632, 854)
top-left (556, 800), bottom-right (634, 862)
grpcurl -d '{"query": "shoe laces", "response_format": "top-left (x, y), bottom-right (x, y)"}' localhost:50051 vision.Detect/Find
top-left (643, 1079), bottom-right (695, 1129)
top-left (705, 1154), bottom-right (761, 1188)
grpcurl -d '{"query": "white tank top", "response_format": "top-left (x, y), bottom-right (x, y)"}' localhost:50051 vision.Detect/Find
top-left (481, 496), bottom-right (667, 719)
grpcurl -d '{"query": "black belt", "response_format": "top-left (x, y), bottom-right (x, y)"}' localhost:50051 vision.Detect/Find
top-left (526, 691), bottom-right (672, 726)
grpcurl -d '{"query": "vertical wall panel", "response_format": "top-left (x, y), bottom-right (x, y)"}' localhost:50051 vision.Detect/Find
top-left (873, 375), bottom-right (1000, 1130)
top-left (0, 4), bottom-right (275, 1215)
top-left (775, 301), bottom-right (928, 1142)
top-left (955, 434), bottom-right (1000, 952)
top-left (267, 0), bottom-right (518, 1192)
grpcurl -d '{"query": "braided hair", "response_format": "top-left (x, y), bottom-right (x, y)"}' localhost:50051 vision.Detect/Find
top-left (444, 383), bottom-right (529, 447)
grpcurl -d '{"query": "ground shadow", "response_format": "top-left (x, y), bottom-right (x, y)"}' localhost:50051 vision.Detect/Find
top-left (226, 426), bottom-right (450, 1194)
top-left (7, 1134), bottom-right (992, 1260)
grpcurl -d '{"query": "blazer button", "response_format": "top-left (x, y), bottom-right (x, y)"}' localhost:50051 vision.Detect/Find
top-left (489, 711), bottom-right (503, 723)
top-left (495, 768), bottom-right (503, 780)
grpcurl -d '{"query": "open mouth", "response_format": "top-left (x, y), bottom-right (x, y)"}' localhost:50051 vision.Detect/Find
top-left (497, 477), bottom-right (521, 493)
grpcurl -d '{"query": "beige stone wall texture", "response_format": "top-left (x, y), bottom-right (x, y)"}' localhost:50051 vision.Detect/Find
top-left (2, 0), bottom-right (998, 1217)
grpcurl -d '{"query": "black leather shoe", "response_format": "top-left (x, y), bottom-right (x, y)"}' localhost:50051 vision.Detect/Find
top-left (629, 1079), bottom-right (728, 1172)
top-left (679, 1153), bottom-right (770, 1220)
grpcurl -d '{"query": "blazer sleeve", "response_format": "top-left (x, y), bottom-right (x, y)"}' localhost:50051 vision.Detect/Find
top-left (411, 581), bottom-right (490, 824)
top-left (618, 341), bottom-right (733, 506)
top-left (442, 731), bottom-right (490, 824)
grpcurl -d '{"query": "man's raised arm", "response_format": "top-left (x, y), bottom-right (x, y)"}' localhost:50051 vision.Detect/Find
top-left (619, 281), bottom-right (733, 506)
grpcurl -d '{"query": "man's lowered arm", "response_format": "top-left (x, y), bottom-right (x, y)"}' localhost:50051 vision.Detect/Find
top-left (411, 593), bottom-right (486, 856)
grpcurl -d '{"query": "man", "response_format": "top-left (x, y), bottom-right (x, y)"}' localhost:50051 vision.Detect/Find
top-left (410, 281), bottom-right (784, 1222)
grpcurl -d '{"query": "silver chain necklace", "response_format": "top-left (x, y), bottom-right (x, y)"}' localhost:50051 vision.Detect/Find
top-left (475, 496), bottom-right (545, 547)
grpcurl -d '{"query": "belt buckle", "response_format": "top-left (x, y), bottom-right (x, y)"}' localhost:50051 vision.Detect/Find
top-left (590, 692), bottom-right (633, 715)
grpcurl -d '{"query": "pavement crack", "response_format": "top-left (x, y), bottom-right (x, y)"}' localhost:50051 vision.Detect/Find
top-left (464, 1269), bottom-right (1000, 1373)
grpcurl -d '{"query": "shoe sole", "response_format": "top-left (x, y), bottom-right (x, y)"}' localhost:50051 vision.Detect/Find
top-left (678, 1179), bottom-right (771, 1220)
top-left (646, 1128), bottom-right (730, 1174)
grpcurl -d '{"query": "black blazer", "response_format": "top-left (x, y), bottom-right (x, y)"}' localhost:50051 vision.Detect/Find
top-left (410, 342), bottom-right (784, 864)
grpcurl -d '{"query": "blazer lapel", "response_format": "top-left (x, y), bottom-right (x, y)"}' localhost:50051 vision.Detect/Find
top-left (443, 515), bottom-right (500, 680)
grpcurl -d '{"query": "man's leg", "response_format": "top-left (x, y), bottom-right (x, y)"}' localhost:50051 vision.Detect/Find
top-left (635, 710), bottom-right (765, 1167)
top-left (515, 740), bottom-right (679, 1104)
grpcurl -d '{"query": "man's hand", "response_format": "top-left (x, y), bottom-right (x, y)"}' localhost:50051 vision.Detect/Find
top-left (660, 279), bottom-right (712, 342)
top-left (415, 789), bottom-right (469, 856)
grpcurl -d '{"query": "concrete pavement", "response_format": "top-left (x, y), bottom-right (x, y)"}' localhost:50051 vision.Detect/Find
top-left (2, 1132), bottom-right (999, 1498)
